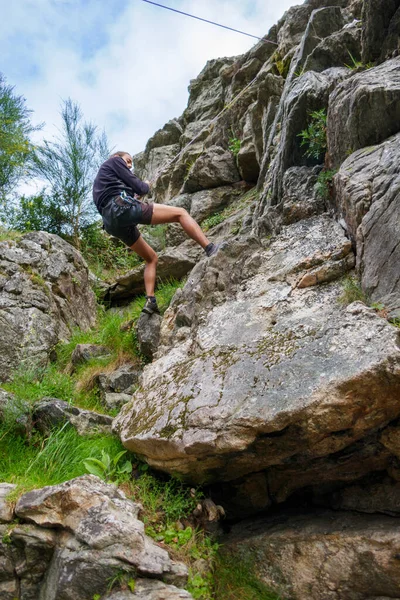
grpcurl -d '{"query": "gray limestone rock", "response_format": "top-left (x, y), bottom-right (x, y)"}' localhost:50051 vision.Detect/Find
top-left (104, 579), bottom-right (193, 599)
top-left (0, 523), bottom-right (57, 600)
top-left (105, 249), bottom-right (196, 302)
top-left (327, 57), bottom-right (400, 168)
top-left (15, 476), bottom-right (188, 599)
top-left (33, 398), bottom-right (113, 435)
top-left (0, 231), bottom-right (97, 382)
top-left (98, 364), bottom-right (141, 395)
top-left (225, 510), bottom-right (400, 600)
top-left (137, 312), bottom-right (162, 361)
top-left (303, 24), bottom-right (362, 73)
top-left (102, 392), bottom-right (132, 411)
top-left (182, 146), bottom-right (241, 194)
top-left (113, 215), bottom-right (400, 507)
top-left (70, 343), bottom-right (111, 367)
top-left (281, 166), bottom-right (326, 225)
top-left (334, 133), bottom-right (400, 307)
top-left (255, 67), bottom-right (349, 227)
top-left (188, 184), bottom-right (248, 224)
top-left (361, 0), bottom-right (400, 63)
top-left (0, 484), bottom-right (16, 523)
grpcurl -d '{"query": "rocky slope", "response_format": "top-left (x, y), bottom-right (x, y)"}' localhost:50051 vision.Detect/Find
top-left (1, 0), bottom-right (400, 598)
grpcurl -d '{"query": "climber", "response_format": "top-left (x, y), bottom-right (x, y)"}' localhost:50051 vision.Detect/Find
top-left (93, 151), bottom-right (219, 315)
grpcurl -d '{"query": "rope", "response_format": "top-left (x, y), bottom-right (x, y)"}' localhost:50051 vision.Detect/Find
top-left (140, 0), bottom-right (279, 44)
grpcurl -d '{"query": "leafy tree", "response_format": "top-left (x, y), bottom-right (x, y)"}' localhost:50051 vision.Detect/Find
top-left (10, 192), bottom-right (69, 236)
top-left (31, 99), bottom-right (110, 247)
top-left (0, 73), bottom-right (40, 201)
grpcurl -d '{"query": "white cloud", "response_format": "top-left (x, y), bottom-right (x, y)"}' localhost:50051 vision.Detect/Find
top-left (2, 0), bottom-right (299, 193)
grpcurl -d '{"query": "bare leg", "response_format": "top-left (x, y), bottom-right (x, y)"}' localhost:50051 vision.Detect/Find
top-left (130, 236), bottom-right (158, 297)
top-left (151, 204), bottom-right (210, 248)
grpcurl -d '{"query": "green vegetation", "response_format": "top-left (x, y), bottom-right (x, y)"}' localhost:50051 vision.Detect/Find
top-left (344, 51), bottom-right (374, 71)
top-left (214, 551), bottom-right (282, 600)
top-left (0, 73), bottom-right (41, 205)
top-left (272, 50), bottom-right (292, 79)
top-left (315, 169), bottom-right (337, 200)
top-left (4, 279), bottom-right (183, 414)
top-left (339, 275), bottom-right (368, 305)
top-left (228, 136), bottom-right (241, 157)
top-left (84, 449), bottom-right (132, 483)
top-left (298, 109), bottom-right (327, 161)
top-left (0, 425), bottom-right (125, 498)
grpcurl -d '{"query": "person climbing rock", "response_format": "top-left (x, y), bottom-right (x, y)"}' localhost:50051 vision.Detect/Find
top-left (93, 151), bottom-right (219, 314)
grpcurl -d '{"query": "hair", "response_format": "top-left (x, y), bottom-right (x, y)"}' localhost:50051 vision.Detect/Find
top-left (110, 151), bottom-right (131, 159)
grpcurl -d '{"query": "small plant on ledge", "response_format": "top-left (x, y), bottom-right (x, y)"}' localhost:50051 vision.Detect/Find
top-left (298, 109), bottom-right (327, 161)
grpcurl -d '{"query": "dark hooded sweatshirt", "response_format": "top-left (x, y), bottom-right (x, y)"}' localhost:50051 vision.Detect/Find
top-left (92, 156), bottom-right (150, 215)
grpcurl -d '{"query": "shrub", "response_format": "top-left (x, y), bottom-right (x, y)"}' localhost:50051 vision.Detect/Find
top-left (298, 109), bottom-right (327, 161)
top-left (315, 169), bottom-right (337, 199)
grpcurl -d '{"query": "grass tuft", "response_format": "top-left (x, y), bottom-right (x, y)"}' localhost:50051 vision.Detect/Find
top-left (213, 551), bottom-right (282, 600)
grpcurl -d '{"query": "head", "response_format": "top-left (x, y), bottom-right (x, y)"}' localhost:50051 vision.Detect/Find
top-left (111, 151), bottom-right (133, 169)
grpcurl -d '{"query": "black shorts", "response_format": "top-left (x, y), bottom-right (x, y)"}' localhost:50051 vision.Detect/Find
top-left (101, 195), bottom-right (154, 246)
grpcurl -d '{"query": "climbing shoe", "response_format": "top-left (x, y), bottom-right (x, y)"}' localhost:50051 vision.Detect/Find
top-left (142, 296), bottom-right (160, 315)
top-left (204, 242), bottom-right (220, 257)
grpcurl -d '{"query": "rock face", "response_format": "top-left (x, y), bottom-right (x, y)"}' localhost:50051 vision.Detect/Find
top-left (113, 214), bottom-right (400, 505)
top-left (225, 510), bottom-right (400, 600)
top-left (0, 231), bottom-right (97, 381)
top-left (327, 58), bottom-right (400, 168)
top-left (2, 476), bottom-right (192, 600)
top-left (335, 133), bottom-right (400, 316)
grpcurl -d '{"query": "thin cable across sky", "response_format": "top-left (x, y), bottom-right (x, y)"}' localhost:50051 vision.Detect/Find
top-left (140, 0), bottom-right (278, 45)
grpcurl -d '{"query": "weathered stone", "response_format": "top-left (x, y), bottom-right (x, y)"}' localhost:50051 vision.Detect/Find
top-left (98, 364), bottom-right (141, 395)
top-left (105, 249), bottom-right (196, 302)
top-left (281, 166), bottom-right (326, 225)
top-left (225, 510), bottom-right (400, 600)
top-left (327, 57), bottom-right (400, 168)
top-left (11, 524), bottom-right (57, 600)
top-left (0, 231), bottom-right (97, 382)
top-left (255, 67), bottom-right (348, 223)
top-left (113, 215), bottom-right (400, 507)
top-left (303, 24), bottom-right (362, 73)
top-left (276, 5), bottom-right (313, 59)
top-left (334, 133), bottom-right (400, 307)
top-left (182, 146), bottom-right (241, 194)
top-left (0, 484), bottom-right (16, 523)
top-left (104, 579), bottom-right (193, 599)
top-left (33, 398), bottom-right (113, 436)
top-left (361, 0), bottom-right (400, 63)
top-left (326, 477), bottom-right (400, 516)
top-left (70, 343), bottom-right (111, 367)
top-left (295, 7), bottom-right (345, 73)
top-left (102, 392), bottom-right (132, 411)
top-left (144, 119), bottom-right (183, 155)
top-left (137, 312), bottom-right (162, 362)
top-left (16, 476), bottom-right (188, 590)
top-left (188, 184), bottom-right (248, 224)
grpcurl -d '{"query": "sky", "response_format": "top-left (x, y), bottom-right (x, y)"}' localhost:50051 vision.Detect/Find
top-left (1, 0), bottom-right (299, 188)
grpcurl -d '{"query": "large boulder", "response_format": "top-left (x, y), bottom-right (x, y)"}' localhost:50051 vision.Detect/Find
top-left (0, 231), bottom-right (97, 382)
top-left (334, 133), bottom-right (400, 315)
top-left (113, 214), bottom-right (399, 512)
top-left (224, 510), bottom-right (400, 600)
top-left (14, 476), bottom-right (190, 600)
top-left (327, 57), bottom-right (400, 168)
